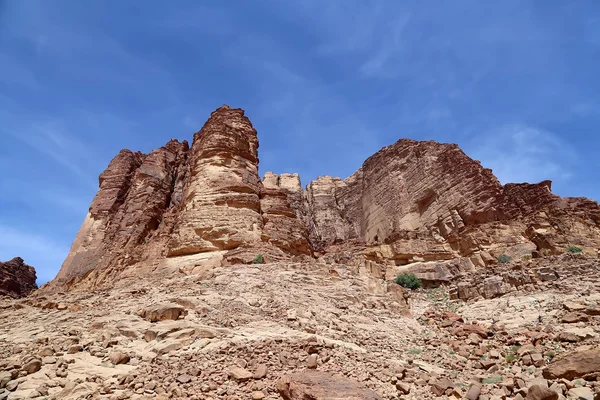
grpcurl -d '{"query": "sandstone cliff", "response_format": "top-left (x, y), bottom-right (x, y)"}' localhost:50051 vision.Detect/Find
top-left (0, 257), bottom-right (37, 298)
top-left (44, 106), bottom-right (600, 291)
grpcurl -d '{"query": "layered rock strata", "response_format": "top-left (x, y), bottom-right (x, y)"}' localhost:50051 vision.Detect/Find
top-left (0, 257), bottom-right (37, 298)
top-left (46, 106), bottom-right (600, 291)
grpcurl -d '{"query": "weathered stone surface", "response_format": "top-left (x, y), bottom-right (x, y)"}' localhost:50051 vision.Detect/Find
top-left (526, 384), bottom-right (559, 400)
top-left (277, 371), bottom-right (383, 400)
top-left (0, 257), bottom-right (37, 298)
top-left (543, 349), bottom-right (600, 380)
top-left (167, 106), bottom-right (263, 260)
top-left (42, 106), bottom-right (600, 292)
top-left (260, 172), bottom-right (312, 256)
top-left (138, 303), bottom-right (186, 322)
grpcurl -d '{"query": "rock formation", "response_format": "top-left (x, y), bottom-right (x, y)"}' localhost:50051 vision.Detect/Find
top-left (43, 105), bottom-right (600, 292)
top-left (0, 257), bottom-right (37, 298)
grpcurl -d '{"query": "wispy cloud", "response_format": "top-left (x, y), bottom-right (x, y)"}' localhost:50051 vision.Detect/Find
top-left (0, 124), bottom-right (91, 179)
top-left (467, 124), bottom-right (575, 185)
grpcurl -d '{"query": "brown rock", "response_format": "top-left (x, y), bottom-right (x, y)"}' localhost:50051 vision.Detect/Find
top-left (543, 349), bottom-right (600, 380)
top-left (307, 354), bottom-right (318, 369)
top-left (526, 384), bottom-right (558, 400)
top-left (22, 359), bottom-right (42, 374)
top-left (466, 384), bottom-right (482, 400)
top-left (430, 377), bottom-right (454, 396)
top-left (138, 303), bottom-right (186, 322)
top-left (229, 366), bottom-right (253, 382)
top-left (108, 351), bottom-right (129, 365)
top-left (167, 106), bottom-right (262, 257)
top-left (39, 105), bottom-right (600, 292)
top-left (0, 257), bottom-right (37, 298)
top-left (561, 312), bottom-right (589, 323)
top-left (253, 364), bottom-right (268, 379)
top-left (277, 371), bottom-right (383, 400)
top-left (396, 381), bottom-right (411, 394)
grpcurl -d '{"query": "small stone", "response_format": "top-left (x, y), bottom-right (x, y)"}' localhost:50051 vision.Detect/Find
top-left (396, 381), bottom-right (410, 394)
top-left (567, 387), bottom-right (594, 400)
top-left (39, 347), bottom-right (54, 357)
top-left (67, 345), bottom-right (83, 354)
top-left (5, 380), bottom-right (19, 392)
top-left (252, 391), bottom-right (265, 399)
top-left (307, 354), bottom-right (318, 369)
top-left (229, 366), bottom-right (253, 382)
top-left (176, 374), bottom-right (191, 384)
top-left (22, 359), bottom-right (42, 374)
top-left (430, 378), bottom-right (454, 396)
top-left (287, 309), bottom-right (297, 321)
top-left (466, 384), bottom-right (482, 400)
top-left (253, 364), bottom-right (268, 379)
top-left (109, 351), bottom-right (130, 365)
top-left (526, 384), bottom-right (558, 400)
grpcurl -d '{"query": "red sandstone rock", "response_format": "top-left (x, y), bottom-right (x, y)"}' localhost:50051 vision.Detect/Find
top-left (276, 371), bottom-right (383, 400)
top-left (0, 257), bottom-right (37, 298)
top-left (542, 349), bottom-right (600, 380)
top-left (42, 106), bottom-right (600, 292)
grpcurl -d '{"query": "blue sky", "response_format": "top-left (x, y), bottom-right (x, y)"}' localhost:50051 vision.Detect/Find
top-left (1, 1), bottom-right (599, 284)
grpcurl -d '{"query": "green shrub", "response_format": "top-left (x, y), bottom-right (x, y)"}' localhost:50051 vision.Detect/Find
top-left (395, 273), bottom-right (422, 290)
top-left (505, 353), bottom-right (517, 363)
top-left (482, 375), bottom-right (502, 385)
top-left (497, 254), bottom-right (511, 264)
top-left (522, 254), bottom-right (532, 260)
top-left (567, 246), bottom-right (582, 254)
top-left (252, 254), bottom-right (264, 264)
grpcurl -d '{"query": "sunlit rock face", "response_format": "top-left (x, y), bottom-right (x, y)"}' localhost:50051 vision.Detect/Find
top-left (45, 106), bottom-right (600, 292)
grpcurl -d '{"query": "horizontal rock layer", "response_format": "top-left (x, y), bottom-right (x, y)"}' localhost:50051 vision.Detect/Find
top-left (44, 106), bottom-right (600, 291)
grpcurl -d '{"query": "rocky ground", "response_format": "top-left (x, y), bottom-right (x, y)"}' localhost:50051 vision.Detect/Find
top-left (1, 255), bottom-right (599, 400)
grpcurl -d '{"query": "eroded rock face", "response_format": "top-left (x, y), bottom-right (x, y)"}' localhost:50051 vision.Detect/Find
top-left (45, 105), bottom-right (600, 291)
top-left (52, 139), bottom-right (189, 289)
top-left (167, 106), bottom-right (263, 257)
top-left (0, 257), bottom-right (37, 298)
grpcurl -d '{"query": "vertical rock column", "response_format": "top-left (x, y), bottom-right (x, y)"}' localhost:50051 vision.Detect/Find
top-left (167, 106), bottom-right (263, 256)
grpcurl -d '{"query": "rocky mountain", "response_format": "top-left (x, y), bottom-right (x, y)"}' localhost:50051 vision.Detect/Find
top-left (0, 257), bottom-right (37, 298)
top-left (44, 105), bottom-right (600, 292)
top-left (2, 105), bottom-right (600, 399)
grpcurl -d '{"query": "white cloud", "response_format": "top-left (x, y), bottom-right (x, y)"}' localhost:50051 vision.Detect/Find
top-left (467, 124), bottom-right (575, 185)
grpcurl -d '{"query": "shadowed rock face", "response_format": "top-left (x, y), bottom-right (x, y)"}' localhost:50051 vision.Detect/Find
top-left (0, 257), bottom-right (37, 298)
top-left (45, 105), bottom-right (600, 291)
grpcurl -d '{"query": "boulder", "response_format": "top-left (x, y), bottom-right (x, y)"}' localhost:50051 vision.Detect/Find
top-left (0, 257), bottom-right (37, 298)
top-left (138, 304), bottom-right (186, 322)
top-left (543, 349), bottom-right (600, 380)
top-left (277, 371), bottom-right (383, 400)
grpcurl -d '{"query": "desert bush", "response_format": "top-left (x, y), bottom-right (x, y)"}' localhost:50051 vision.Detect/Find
top-left (567, 246), bottom-right (582, 254)
top-left (394, 272), bottom-right (422, 290)
top-left (497, 254), bottom-right (511, 264)
top-left (252, 254), bottom-right (264, 264)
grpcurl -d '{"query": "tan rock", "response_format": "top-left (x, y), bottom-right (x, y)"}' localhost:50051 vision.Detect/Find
top-left (277, 371), bottom-right (383, 400)
top-left (526, 384), bottom-right (558, 400)
top-left (138, 303), bottom-right (186, 322)
top-left (22, 359), bottom-right (42, 374)
top-left (253, 364), bottom-right (268, 379)
top-left (543, 349), bottom-right (600, 380)
top-left (228, 366), bottom-right (253, 382)
top-left (466, 384), bottom-right (482, 400)
top-left (108, 351), bottom-right (129, 365)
